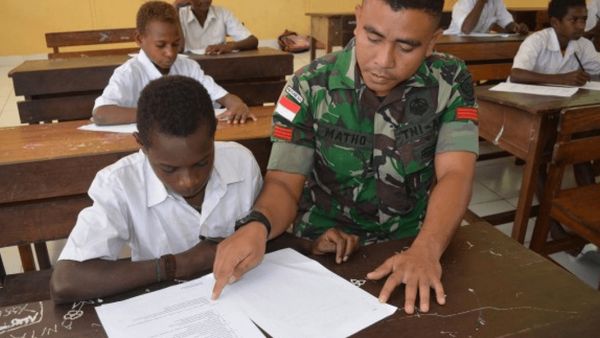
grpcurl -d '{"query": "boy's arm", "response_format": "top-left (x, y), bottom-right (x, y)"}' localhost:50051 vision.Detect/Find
top-left (92, 105), bottom-right (137, 125)
top-left (205, 35), bottom-right (258, 55)
top-left (504, 22), bottom-right (529, 35)
top-left (510, 68), bottom-right (590, 86)
top-left (50, 241), bottom-right (217, 304)
top-left (460, 0), bottom-right (488, 34)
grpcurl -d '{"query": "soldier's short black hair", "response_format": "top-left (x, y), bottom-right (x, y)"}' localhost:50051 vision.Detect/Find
top-left (136, 1), bottom-right (179, 35)
top-left (366, 0), bottom-right (444, 20)
top-left (548, 0), bottom-right (586, 20)
top-left (137, 75), bottom-right (216, 147)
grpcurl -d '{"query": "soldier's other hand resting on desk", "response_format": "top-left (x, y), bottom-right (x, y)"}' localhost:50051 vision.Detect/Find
top-left (211, 0), bottom-right (478, 315)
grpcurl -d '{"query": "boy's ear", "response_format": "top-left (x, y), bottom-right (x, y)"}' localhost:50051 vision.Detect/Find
top-left (549, 17), bottom-right (560, 29)
top-left (133, 132), bottom-right (147, 153)
top-left (135, 31), bottom-right (143, 46)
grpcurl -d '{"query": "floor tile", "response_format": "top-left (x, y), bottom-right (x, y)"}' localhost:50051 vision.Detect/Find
top-left (468, 200), bottom-right (515, 217)
top-left (469, 181), bottom-right (503, 205)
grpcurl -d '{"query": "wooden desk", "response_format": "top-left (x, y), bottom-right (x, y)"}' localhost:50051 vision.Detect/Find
top-left (305, 12), bottom-right (355, 61)
top-left (0, 106), bottom-right (273, 270)
top-left (476, 86), bottom-right (600, 243)
top-left (2, 221), bottom-right (599, 336)
top-left (8, 48), bottom-right (293, 123)
top-left (435, 34), bottom-right (525, 82)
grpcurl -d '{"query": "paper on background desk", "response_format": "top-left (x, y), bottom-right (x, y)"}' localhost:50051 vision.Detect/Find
top-left (581, 81), bottom-right (600, 91)
top-left (78, 109), bottom-right (227, 134)
top-left (459, 32), bottom-right (518, 38)
top-left (96, 248), bottom-right (396, 338)
top-left (490, 82), bottom-right (579, 97)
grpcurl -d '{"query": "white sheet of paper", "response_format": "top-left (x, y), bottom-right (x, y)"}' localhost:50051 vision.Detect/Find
top-left (453, 32), bottom-right (518, 38)
top-left (189, 48), bottom-right (206, 55)
top-left (581, 81), bottom-right (600, 91)
top-left (79, 109), bottom-right (227, 134)
top-left (490, 82), bottom-right (579, 97)
top-left (95, 278), bottom-right (264, 338)
top-left (218, 248), bottom-right (397, 338)
top-left (128, 53), bottom-right (189, 59)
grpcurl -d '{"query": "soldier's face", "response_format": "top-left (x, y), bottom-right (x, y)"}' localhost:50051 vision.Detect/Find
top-left (354, 0), bottom-right (441, 96)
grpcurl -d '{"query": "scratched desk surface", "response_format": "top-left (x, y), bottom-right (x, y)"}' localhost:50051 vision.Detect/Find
top-left (1, 221), bottom-right (599, 337)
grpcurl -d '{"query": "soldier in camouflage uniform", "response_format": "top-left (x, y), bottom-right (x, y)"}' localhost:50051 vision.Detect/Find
top-left (213, 0), bottom-right (479, 315)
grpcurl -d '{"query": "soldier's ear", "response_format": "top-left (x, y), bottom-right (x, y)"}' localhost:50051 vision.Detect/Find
top-left (426, 28), bottom-right (443, 57)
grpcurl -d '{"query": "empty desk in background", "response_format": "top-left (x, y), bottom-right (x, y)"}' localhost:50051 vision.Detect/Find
top-left (475, 85), bottom-right (600, 243)
top-left (435, 34), bottom-right (525, 82)
top-left (305, 12), bottom-right (355, 61)
top-left (1, 221), bottom-right (599, 336)
top-left (8, 47), bottom-right (293, 123)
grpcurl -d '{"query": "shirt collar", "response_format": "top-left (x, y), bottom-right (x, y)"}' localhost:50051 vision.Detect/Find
top-left (547, 27), bottom-right (580, 56)
top-left (186, 6), bottom-right (216, 25)
top-left (136, 49), bottom-right (163, 78)
top-left (143, 145), bottom-right (245, 209)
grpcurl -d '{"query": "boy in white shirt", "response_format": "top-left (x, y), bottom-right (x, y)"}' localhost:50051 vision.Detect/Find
top-left (511, 0), bottom-right (600, 86)
top-left (93, 1), bottom-right (254, 126)
top-left (445, 0), bottom-right (529, 35)
top-left (584, 0), bottom-right (600, 49)
top-left (50, 75), bottom-right (262, 304)
top-left (175, 0), bottom-right (258, 55)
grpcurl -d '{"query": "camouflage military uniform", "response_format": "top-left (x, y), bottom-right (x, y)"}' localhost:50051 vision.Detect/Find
top-left (268, 44), bottom-right (479, 244)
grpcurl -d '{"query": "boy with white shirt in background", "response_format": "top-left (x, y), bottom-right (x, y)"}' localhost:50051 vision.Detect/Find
top-left (93, 1), bottom-right (254, 125)
top-left (174, 0), bottom-right (259, 55)
top-left (50, 75), bottom-right (263, 304)
top-left (510, 0), bottom-right (600, 86)
top-left (445, 0), bottom-right (529, 35)
top-left (584, 0), bottom-right (600, 49)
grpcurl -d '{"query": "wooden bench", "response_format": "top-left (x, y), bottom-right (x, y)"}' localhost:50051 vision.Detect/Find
top-left (45, 28), bottom-right (138, 59)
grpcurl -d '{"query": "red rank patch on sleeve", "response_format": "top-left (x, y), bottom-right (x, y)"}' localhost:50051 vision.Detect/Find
top-left (273, 125), bottom-right (293, 141)
top-left (456, 107), bottom-right (478, 122)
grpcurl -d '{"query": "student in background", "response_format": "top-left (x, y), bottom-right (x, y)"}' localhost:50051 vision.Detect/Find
top-left (584, 0), bottom-right (600, 50)
top-left (50, 76), bottom-right (262, 304)
top-left (445, 0), bottom-right (529, 35)
top-left (93, 1), bottom-right (253, 125)
top-left (511, 0), bottom-right (600, 86)
top-left (212, 0), bottom-right (478, 315)
top-left (174, 0), bottom-right (258, 55)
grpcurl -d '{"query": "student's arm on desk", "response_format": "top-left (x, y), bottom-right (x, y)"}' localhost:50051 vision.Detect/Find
top-left (216, 93), bottom-right (255, 124)
top-left (211, 170), bottom-right (305, 299)
top-left (50, 241), bottom-right (217, 304)
top-left (92, 105), bottom-right (137, 126)
top-left (367, 151), bottom-right (476, 314)
top-left (205, 35), bottom-right (259, 55)
top-left (510, 68), bottom-right (591, 87)
top-left (460, 0), bottom-right (487, 34)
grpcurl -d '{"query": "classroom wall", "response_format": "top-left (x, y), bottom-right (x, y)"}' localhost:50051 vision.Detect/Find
top-left (0, 0), bottom-right (552, 56)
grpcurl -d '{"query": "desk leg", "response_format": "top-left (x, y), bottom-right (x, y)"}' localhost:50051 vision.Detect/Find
top-left (310, 37), bottom-right (317, 61)
top-left (511, 116), bottom-right (551, 244)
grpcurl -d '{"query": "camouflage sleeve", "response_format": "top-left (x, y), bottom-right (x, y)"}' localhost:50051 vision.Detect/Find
top-left (436, 60), bottom-right (479, 155)
top-left (267, 70), bottom-right (316, 176)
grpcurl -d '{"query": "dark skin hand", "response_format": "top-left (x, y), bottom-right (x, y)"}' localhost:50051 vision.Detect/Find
top-left (511, 68), bottom-right (591, 86)
top-left (311, 228), bottom-right (360, 264)
top-left (50, 241), bottom-right (216, 304)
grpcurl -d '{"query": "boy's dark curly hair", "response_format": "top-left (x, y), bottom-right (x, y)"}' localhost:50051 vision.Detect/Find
top-left (548, 0), bottom-right (586, 20)
top-left (137, 75), bottom-right (216, 146)
top-left (136, 1), bottom-right (179, 34)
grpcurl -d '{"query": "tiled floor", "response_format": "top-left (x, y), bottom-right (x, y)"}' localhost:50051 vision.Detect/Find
top-left (1, 50), bottom-right (598, 289)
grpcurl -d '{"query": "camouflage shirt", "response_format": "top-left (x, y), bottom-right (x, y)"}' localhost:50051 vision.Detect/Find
top-left (268, 44), bottom-right (479, 243)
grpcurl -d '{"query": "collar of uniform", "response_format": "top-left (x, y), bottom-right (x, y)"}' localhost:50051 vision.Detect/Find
top-left (136, 49), bottom-right (163, 78)
top-left (143, 150), bottom-right (170, 208)
top-left (547, 28), bottom-right (562, 52)
top-left (186, 6), bottom-right (216, 25)
top-left (328, 46), bottom-right (358, 90)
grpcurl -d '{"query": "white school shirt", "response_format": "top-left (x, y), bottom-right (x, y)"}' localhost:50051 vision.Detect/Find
top-left (512, 27), bottom-right (600, 74)
top-left (58, 142), bottom-right (262, 262)
top-left (445, 0), bottom-right (514, 35)
top-left (179, 5), bottom-right (252, 52)
top-left (93, 49), bottom-right (228, 111)
top-left (586, 0), bottom-right (600, 31)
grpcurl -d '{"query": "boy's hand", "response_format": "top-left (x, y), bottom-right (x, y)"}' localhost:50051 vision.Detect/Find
top-left (563, 69), bottom-right (591, 86)
top-left (514, 22), bottom-right (529, 35)
top-left (206, 44), bottom-right (235, 55)
top-left (311, 228), bottom-right (360, 264)
top-left (367, 244), bottom-right (445, 314)
top-left (217, 94), bottom-right (257, 124)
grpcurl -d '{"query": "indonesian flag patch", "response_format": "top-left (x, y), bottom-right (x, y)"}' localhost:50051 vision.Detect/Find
top-left (273, 125), bottom-right (293, 141)
top-left (275, 96), bottom-right (301, 122)
top-left (456, 107), bottom-right (478, 122)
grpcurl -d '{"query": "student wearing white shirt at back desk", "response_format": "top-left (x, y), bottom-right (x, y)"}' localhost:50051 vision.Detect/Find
top-left (511, 0), bottom-right (600, 87)
top-left (445, 0), bottom-right (528, 35)
top-left (176, 0), bottom-right (258, 55)
top-left (584, 0), bottom-right (600, 50)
